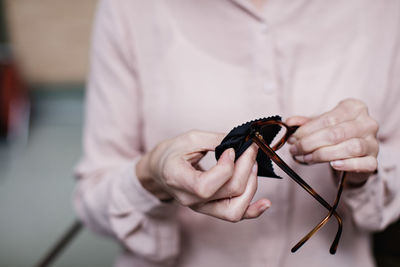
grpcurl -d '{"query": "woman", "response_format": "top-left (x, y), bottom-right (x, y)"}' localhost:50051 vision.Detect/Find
top-left (74, 0), bottom-right (400, 266)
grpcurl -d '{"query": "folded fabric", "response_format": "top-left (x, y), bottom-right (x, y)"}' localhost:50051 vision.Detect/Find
top-left (215, 116), bottom-right (282, 178)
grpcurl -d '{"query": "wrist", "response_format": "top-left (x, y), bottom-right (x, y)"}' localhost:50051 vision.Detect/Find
top-left (136, 154), bottom-right (173, 201)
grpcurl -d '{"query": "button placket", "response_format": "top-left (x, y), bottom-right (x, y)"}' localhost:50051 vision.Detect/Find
top-left (256, 22), bottom-right (278, 94)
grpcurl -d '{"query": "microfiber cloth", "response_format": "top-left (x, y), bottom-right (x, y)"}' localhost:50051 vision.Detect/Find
top-left (215, 116), bottom-right (282, 178)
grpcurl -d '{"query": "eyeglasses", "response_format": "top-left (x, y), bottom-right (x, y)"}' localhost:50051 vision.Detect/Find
top-left (246, 119), bottom-right (347, 254)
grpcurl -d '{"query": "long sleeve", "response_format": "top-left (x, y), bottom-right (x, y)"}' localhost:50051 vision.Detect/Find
top-left (342, 36), bottom-right (400, 231)
top-left (73, 0), bottom-right (179, 262)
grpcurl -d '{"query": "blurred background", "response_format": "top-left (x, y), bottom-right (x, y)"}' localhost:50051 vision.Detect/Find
top-left (0, 0), bottom-right (119, 266)
top-left (0, 1), bottom-right (398, 267)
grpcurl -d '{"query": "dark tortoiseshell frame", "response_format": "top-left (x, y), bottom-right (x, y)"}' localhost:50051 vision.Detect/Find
top-left (246, 119), bottom-right (347, 254)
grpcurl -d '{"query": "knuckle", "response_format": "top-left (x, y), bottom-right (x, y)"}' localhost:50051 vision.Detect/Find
top-left (178, 198), bottom-right (190, 207)
top-left (356, 101), bottom-right (367, 112)
top-left (371, 139), bottom-right (380, 156)
top-left (352, 159), bottom-right (361, 172)
top-left (339, 99), bottom-right (367, 117)
top-left (339, 98), bottom-right (353, 105)
top-left (177, 196), bottom-right (196, 207)
top-left (296, 139), bottom-right (308, 153)
top-left (312, 149), bottom-right (324, 162)
top-left (368, 118), bottom-right (379, 134)
top-left (220, 162), bottom-right (235, 177)
top-left (163, 175), bottom-right (175, 188)
top-left (347, 139), bottom-right (365, 156)
top-left (154, 141), bottom-right (165, 151)
top-left (342, 98), bottom-right (365, 110)
top-left (352, 99), bottom-right (366, 109)
top-left (224, 211), bottom-right (242, 223)
top-left (323, 115), bottom-right (339, 128)
top-left (193, 182), bottom-right (213, 199)
top-left (156, 139), bottom-right (172, 153)
top-left (185, 130), bottom-right (198, 143)
top-left (329, 126), bottom-right (345, 144)
top-left (162, 163), bottom-right (180, 187)
top-left (162, 168), bottom-right (175, 187)
top-left (228, 180), bottom-right (245, 197)
top-left (367, 157), bottom-right (378, 172)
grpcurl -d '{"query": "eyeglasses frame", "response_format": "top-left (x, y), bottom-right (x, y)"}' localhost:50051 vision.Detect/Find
top-left (246, 119), bottom-right (347, 254)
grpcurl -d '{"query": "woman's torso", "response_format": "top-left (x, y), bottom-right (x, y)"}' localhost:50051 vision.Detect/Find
top-left (113, 0), bottom-right (400, 266)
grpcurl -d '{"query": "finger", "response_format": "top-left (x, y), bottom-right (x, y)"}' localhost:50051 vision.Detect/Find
top-left (193, 169), bottom-right (259, 222)
top-left (290, 119), bottom-right (368, 155)
top-left (286, 116), bottom-right (312, 145)
top-left (210, 144), bottom-right (258, 200)
top-left (285, 116), bottom-right (312, 127)
top-left (181, 131), bottom-right (227, 168)
top-left (170, 188), bottom-right (202, 206)
top-left (292, 99), bottom-right (370, 140)
top-left (292, 106), bottom-right (352, 140)
top-left (242, 198), bottom-right (271, 219)
top-left (183, 130), bottom-right (226, 151)
top-left (167, 148), bottom-right (235, 201)
top-left (330, 156), bottom-right (378, 173)
top-left (300, 138), bottom-right (378, 164)
top-left (185, 148), bottom-right (236, 200)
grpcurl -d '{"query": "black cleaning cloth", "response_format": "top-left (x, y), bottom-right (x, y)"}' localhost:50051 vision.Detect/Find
top-left (215, 116), bottom-right (282, 178)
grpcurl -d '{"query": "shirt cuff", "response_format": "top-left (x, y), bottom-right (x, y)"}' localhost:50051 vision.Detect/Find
top-left (109, 157), bottom-right (176, 217)
top-left (341, 143), bottom-right (399, 230)
top-left (106, 158), bottom-right (180, 261)
top-left (341, 172), bottom-right (379, 208)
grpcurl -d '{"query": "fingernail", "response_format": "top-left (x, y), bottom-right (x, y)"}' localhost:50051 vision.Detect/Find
top-left (252, 163), bottom-right (258, 174)
top-left (288, 137), bottom-right (297, 144)
top-left (259, 201), bottom-right (271, 212)
top-left (330, 160), bottom-right (344, 168)
top-left (289, 145), bottom-right (298, 154)
top-left (304, 154), bottom-right (313, 163)
top-left (228, 148), bottom-right (235, 161)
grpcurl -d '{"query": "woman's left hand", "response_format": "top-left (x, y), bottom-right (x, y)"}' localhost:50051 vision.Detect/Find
top-left (286, 98), bottom-right (379, 187)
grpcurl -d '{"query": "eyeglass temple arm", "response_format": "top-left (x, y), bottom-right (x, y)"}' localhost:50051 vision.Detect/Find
top-left (283, 124), bottom-right (344, 253)
top-left (291, 171), bottom-right (346, 254)
top-left (250, 133), bottom-right (343, 250)
top-left (251, 133), bottom-right (336, 211)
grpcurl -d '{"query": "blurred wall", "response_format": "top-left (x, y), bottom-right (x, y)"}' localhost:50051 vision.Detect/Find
top-left (5, 0), bottom-right (98, 85)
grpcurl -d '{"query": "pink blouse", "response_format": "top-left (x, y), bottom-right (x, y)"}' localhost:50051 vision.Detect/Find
top-left (74, 0), bottom-right (400, 266)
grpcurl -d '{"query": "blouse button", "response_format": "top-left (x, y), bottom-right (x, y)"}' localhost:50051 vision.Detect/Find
top-left (263, 82), bottom-right (277, 93)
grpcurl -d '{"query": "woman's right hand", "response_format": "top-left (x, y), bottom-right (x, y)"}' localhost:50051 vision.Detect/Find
top-left (136, 130), bottom-right (271, 222)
